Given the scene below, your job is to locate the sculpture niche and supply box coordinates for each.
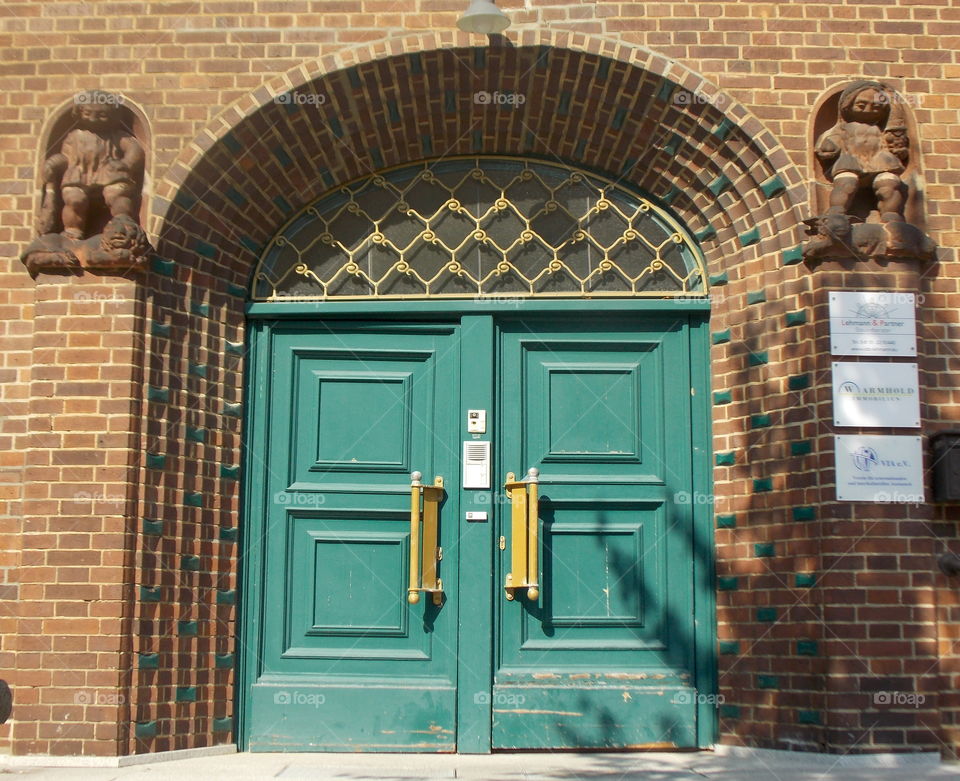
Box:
[804,80,936,262]
[21,90,151,274]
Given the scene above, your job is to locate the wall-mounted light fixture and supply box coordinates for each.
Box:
[457,0,511,34]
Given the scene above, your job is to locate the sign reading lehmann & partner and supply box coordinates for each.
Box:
[832,362,920,428]
[829,291,917,357]
[835,435,924,503]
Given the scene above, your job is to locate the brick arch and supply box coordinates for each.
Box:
[129,34,813,753]
[151,30,807,291]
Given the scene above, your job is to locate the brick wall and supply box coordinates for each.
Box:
[1,0,959,758]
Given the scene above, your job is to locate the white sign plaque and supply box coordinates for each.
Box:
[829,291,917,356]
[835,435,924,503]
[832,362,920,428]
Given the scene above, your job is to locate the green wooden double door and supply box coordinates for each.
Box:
[242,312,713,752]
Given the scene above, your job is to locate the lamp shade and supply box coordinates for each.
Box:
[457,0,511,34]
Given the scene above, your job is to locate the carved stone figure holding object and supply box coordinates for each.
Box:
[22,90,151,275]
[804,80,936,262]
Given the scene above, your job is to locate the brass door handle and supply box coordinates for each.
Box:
[504,467,540,602]
[408,471,444,606]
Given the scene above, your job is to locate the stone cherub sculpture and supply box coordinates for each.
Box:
[21,90,152,274]
[803,80,935,261]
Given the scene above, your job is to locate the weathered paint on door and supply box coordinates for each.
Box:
[493,317,699,749]
[245,322,461,751]
[242,311,711,752]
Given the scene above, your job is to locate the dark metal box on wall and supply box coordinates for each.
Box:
[931,432,960,502]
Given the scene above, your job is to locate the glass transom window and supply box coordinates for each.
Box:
[252,157,706,300]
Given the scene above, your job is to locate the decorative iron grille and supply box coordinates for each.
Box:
[252,157,706,301]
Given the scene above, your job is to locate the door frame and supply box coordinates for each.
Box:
[238,299,715,752]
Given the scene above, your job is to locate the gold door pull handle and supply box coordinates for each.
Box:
[408,471,444,606]
[504,467,540,602]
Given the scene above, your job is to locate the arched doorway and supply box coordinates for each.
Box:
[239,157,714,752]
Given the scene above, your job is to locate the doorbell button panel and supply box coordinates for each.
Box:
[462,440,491,488]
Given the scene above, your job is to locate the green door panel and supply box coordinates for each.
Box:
[242,311,712,753]
[245,323,460,751]
[493,317,699,749]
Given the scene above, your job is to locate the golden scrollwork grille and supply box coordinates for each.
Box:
[252,157,706,301]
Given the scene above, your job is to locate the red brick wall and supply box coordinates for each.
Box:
[1,0,959,758]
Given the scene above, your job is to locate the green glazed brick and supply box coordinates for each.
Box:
[223,402,242,417]
[139,653,159,670]
[711,117,736,141]
[215,653,235,669]
[750,414,771,428]
[718,576,739,591]
[151,257,175,277]
[186,427,206,443]
[176,686,197,703]
[660,185,680,204]
[797,640,818,656]
[785,309,807,327]
[142,518,163,536]
[719,704,741,719]
[757,607,777,622]
[147,386,169,403]
[181,556,201,572]
[135,721,157,739]
[753,478,773,493]
[746,289,766,305]
[716,514,737,529]
[140,586,161,602]
[185,493,203,508]
[213,717,233,733]
[793,506,816,522]
[146,452,166,470]
[795,572,817,588]
[758,675,780,689]
[220,464,240,480]
[748,351,768,366]
[719,640,740,655]
[696,225,717,243]
[240,235,261,254]
[273,195,292,214]
[173,190,197,210]
[226,283,246,298]
[788,374,810,391]
[791,441,813,457]
[660,133,681,155]
[221,133,242,154]
[713,390,732,405]
[178,620,198,636]
[225,341,244,356]
[715,452,736,466]
[782,245,804,266]
[798,710,821,725]
[657,81,675,103]
[219,526,239,543]
[193,240,216,259]
[217,589,237,605]
[754,542,775,557]
[151,321,171,338]
[712,329,731,345]
[760,176,786,198]
[708,174,732,197]
[709,271,728,286]
[188,363,207,378]
[739,228,760,248]
[226,188,246,207]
